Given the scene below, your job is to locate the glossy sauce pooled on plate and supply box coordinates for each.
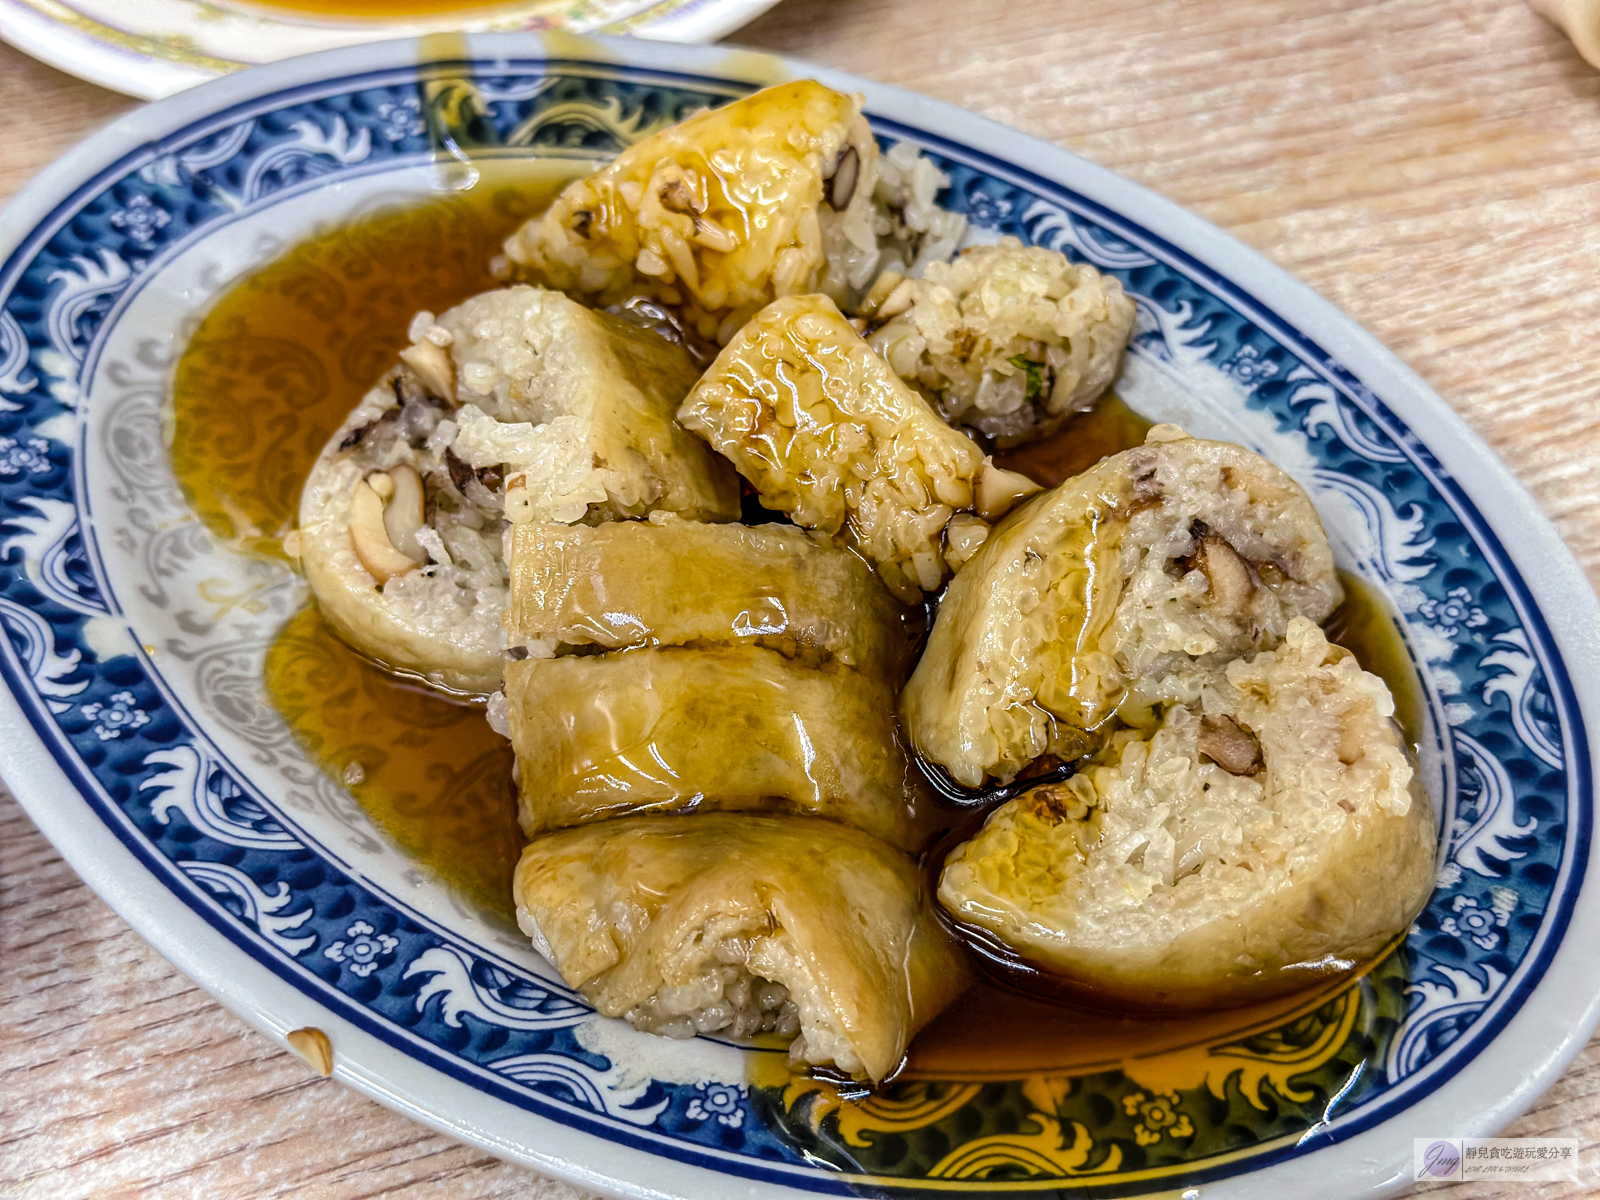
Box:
[170,78,1432,1099]
[174,192,1419,1023]
[169,160,581,555]
[171,165,575,922]
[265,605,521,920]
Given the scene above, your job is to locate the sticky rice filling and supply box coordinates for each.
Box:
[516,908,862,1075]
[868,236,1137,446]
[940,619,1416,949]
[1103,439,1344,690]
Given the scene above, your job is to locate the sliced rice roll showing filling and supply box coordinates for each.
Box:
[677,293,1041,600]
[937,619,1435,1007]
[503,645,935,851]
[297,286,737,695]
[901,425,1342,786]
[503,80,882,344]
[514,813,970,1081]
[866,237,1138,446]
[438,286,739,524]
[504,513,912,673]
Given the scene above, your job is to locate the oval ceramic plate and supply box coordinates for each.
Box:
[1,33,1597,1200]
[0,0,781,99]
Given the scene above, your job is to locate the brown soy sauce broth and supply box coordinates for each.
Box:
[265,606,522,920]
[993,392,1154,488]
[168,158,579,553]
[169,162,584,922]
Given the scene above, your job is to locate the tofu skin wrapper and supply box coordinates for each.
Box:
[504,645,937,851]
[678,293,1040,601]
[296,287,736,695]
[504,513,911,673]
[938,619,1435,1008]
[503,80,881,341]
[902,426,1342,786]
[514,814,971,1081]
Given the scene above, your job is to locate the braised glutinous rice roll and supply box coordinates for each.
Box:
[938,619,1434,1007]
[901,425,1342,786]
[866,237,1138,446]
[678,293,1041,600]
[297,286,737,694]
[869,139,970,279]
[515,814,970,1081]
[503,645,934,850]
[503,80,881,343]
[504,511,910,673]
[437,287,738,525]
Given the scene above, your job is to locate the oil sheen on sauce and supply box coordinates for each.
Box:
[265,606,521,919]
[172,162,581,921]
[994,392,1154,487]
[169,158,579,555]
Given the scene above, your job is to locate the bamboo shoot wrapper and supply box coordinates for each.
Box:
[503,80,882,340]
[678,294,1039,600]
[504,513,910,674]
[296,286,736,695]
[938,620,1434,1007]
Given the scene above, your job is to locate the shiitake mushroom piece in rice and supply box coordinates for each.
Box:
[295,286,737,695]
[502,80,883,346]
[938,619,1434,1008]
[900,425,1342,787]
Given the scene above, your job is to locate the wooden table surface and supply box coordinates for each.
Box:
[3,0,1599,1195]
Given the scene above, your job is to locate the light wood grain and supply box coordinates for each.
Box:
[2,1,1599,1194]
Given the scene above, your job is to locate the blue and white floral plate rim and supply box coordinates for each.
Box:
[0,31,1597,1200]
